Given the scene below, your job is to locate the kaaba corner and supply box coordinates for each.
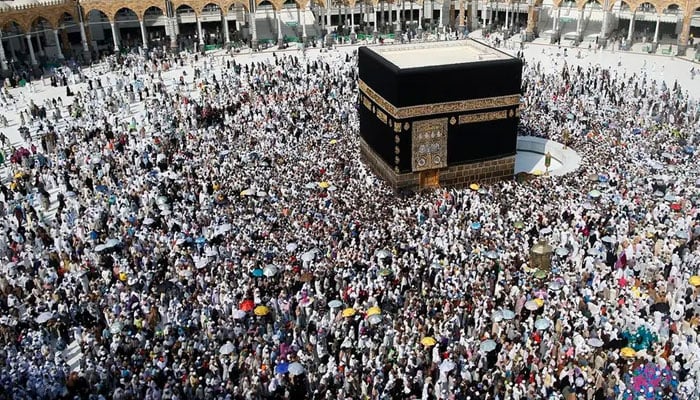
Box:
[358,40,523,190]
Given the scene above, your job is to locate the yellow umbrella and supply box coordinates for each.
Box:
[342,308,356,318]
[330,139,338,144]
[254,305,270,316]
[366,306,381,317]
[689,275,700,286]
[420,337,437,347]
[13,171,23,179]
[319,181,330,189]
[532,170,544,176]
[534,298,545,308]
[620,347,636,359]
[119,272,127,282]
[469,183,480,191]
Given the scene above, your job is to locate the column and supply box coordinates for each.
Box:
[325,1,332,46]
[170,17,178,49]
[626,11,635,43]
[388,2,393,30]
[110,22,120,52]
[223,13,231,44]
[302,4,308,42]
[459,0,465,32]
[471,0,478,30]
[53,29,64,59]
[374,6,379,34]
[36,34,45,57]
[79,22,90,53]
[197,17,204,45]
[677,14,691,56]
[600,7,609,40]
[0,32,7,71]
[350,4,355,33]
[250,9,258,48]
[26,34,37,65]
[277,10,284,47]
[395,2,401,33]
[505,5,510,30]
[551,8,557,31]
[524,0,539,41]
[140,20,148,48]
[380,1,385,31]
[652,13,660,43]
[575,7,584,39]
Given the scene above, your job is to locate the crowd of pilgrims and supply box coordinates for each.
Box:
[0,44,698,400]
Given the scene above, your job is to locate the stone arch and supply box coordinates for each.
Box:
[201,1,226,12]
[661,2,682,13]
[635,1,660,12]
[257,0,281,11]
[224,0,249,12]
[575,0,603,11]
[28,15,55,32]
[175,3,199,17]
[143,5,166,21]
[1,19,27,37]
[113,6,140,23]
[54,11,78,30]
[609,0,635,11]
[173,1,200,15]
[83,7,112,23]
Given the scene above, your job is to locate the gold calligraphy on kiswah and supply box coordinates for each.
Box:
[358,79,521,119]
[458,110,509,124]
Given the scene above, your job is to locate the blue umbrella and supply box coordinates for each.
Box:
[683,146,695,155]
[95,185,109,194]
[275,362,289,374]
[251,268,263,278]
[471,222,482,230]
[195,236,207,245]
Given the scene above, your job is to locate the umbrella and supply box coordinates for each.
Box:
[471,222,482,230]
[286,243,298,252]
[620,347,636,358]
[318,181,330,189]
[587,173,599,182]
[533,269,548,279]
[256,191,267,198]
[469,183,480,191]
[275,362,289,374]
[95,185,109,194]
[524,300,540,310]
[492,310,503,322]
[342,308,356,318]
[582,202,594,210]
[104,238,121,248]
[219,342,235,355]
[598,174,609,183]
[240,189,255,196]
[368,314,382,325]
[480,339,497,352]
[94,244,107,253]
[232,310,246,319]
[513,221,525,229]
[555,247,569,257]
[304,182,317,189]
[439,360,456,372]
[35,311,54,324]
[675,230,689,240]
[689,275,700,286]
[484,250,499,260]
[589,190,602,199]
[301,251,316,262]
[540,227,552,235]
[263,265,278,277]
[375,249,392,259]
[548,279,565,291]
[535,318,550,330]
[251,268,263,278]
[327,186,337,192]
[298,272,313,282]
[366,306,381,316]
[288,362,305,375]
[588,338,604,348]
[601,236,616,244]
[378,268,393,277]
[216,223,232,234]
[143,218,154,225]
[195,259,209,269]
[650,302,670,314]
[328,300,343,309]
[661,152,673,159]
[664,193,678,202]
[254,305,270,316]
[501,309,516,320]
[110,322,123,334]
[239,300,254,312]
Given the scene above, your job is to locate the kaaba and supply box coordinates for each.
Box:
[358,40,523,189]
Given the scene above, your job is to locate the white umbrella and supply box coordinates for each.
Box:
[288,362,305,375]
[304,183,317,190]
[143,218,154,225]
[480,339,497,352]
[588,338,604,348]
[35,311,54,324]
[286,243,298,252]
[555,247,569,257]
[160,210,172,216]
[548,279,565,291]
[219,342,235,355]
[105,238,121,248]
[263,265,278,277]
[256,191,267,198]
[535,318,550,330]
[195,259,209,269]
[368,314,382,325]
[501,310,516,320]
[94,244,107,253]
[232,310,246,319]
[240,189,255,196]
[328,300,343,309]
[110,322,123,334]
[375,249,392,259]
[484,250,499,260]
[492,310,503,322]
[301,251,316,262]
[439,360,456,372]
[524,300,539,311]
[216,223,232,234]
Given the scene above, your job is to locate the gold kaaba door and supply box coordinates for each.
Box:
[420,169,440,189]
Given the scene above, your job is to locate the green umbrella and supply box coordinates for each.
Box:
[533,269,548,279]
[514,221,525,229]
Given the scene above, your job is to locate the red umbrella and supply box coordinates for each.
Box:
[239,299,254,312]
[670,203,682,211]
